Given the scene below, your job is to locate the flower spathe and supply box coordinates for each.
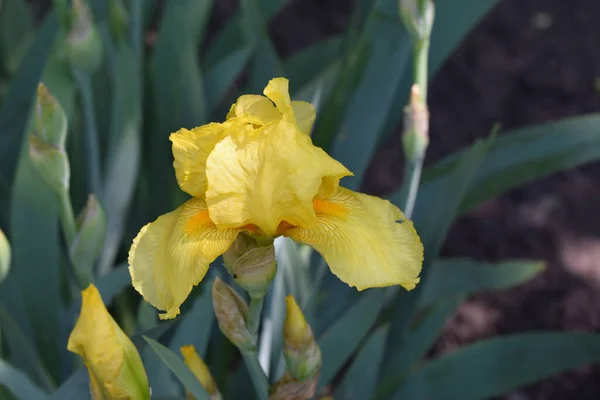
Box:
[67,284,150,400]
[128,78,424,319]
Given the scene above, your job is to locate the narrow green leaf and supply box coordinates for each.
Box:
[330,2,412,189]
[50,370,88,400]
[205,46,253,112]
[385,138,493,379]
[420,259,545,307]
[150,0,212,212]
[94,263,131,305]
[0,0,33,76]
[144,336,209,400]
[391,332,600,400]
[10,152,61,383]
[0,308,54,391]
[0,359,49,400]
[0,12,58,225]
[204,0,290,69]
[169,285,214,356]
[99,43,141,274]
[317,289,386,388]
[378,296,463,394]
[335,325,388,400]
[284,35,343,91]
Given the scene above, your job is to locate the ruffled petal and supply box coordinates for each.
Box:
[283,187,423,290]
[170,124,224,198]
[128,198,239,319]
[226,94,280,123]
[205,121,351,236]
[291,101,316,135]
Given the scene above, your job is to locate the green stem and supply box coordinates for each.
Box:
[57,189,77,246]
[403,156,423,219]
[241,351,269,400]
[72,67,102,198]
[413,39,429,103]
[248,297,264,339]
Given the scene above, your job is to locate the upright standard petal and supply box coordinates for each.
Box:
[128,198,239,319]
[205,120,351,236]
[170,117,260,198]
[226,94,280,123]
[284,187,423,290]
[67,285,150,400]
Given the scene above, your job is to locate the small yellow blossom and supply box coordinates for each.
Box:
[128,77,424,319]
[67,284,150,400]
[180,345,220,399]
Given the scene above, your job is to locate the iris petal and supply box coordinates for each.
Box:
[205,120,351,236]
[128,198,239,319]
[284,187,423,290]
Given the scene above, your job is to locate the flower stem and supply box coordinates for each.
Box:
[241,351,270,400]
[248,296,264,339]
[72,67,102,198]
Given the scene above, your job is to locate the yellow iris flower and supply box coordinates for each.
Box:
[128,77,423,319]
[67,284,150,400]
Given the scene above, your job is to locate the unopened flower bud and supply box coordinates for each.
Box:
[399,0,435,42]
[180,345,221,400]
[402,84,429,162]
[29,133,70,193]
[66,0,103,72]
[0,229,11,285]
[212,277,254,351]
[68,284,150,400]
[224,234,277,298]
[34,84,68,149]
[283,296,321,381]
[70,195,106,283]
[269,372,318,400]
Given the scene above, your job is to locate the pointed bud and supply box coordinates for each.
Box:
[223,234,277,299]
[0,229,11,285]
[29,133,70,193]
[180,345,221,400]
[68,284,150,400]
[402,84,429,162]
[66,0,103,72]
[269,372,318,400]
[399,0,435,42]
[108,0,129,43]
[212,278,254,351]
[34,84,68,149]
[69,195,106,283]
[283,296,321,381]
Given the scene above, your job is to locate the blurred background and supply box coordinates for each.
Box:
[2,0,600,399]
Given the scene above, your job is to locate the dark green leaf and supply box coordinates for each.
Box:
[391,332,600,400]
[205,46,253,111]
[0,308,54,391]
[0,359,48,400]
[99,43,141,274]
[169,284,214,356]
[144,336,209,400]
[335,325,388,400]
[50,370,88,400]
[0,0,33,76]
[10,152,61,383]
[94,263,131,305]
[284,35,343,91]
[420,259,545,307]
[0,12,58,225]
[317,289,385,388]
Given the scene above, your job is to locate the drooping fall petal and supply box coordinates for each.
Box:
[67,284,149,400]
[205,120,351,236]
[128,198,239,319]
[284,187,423,291]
